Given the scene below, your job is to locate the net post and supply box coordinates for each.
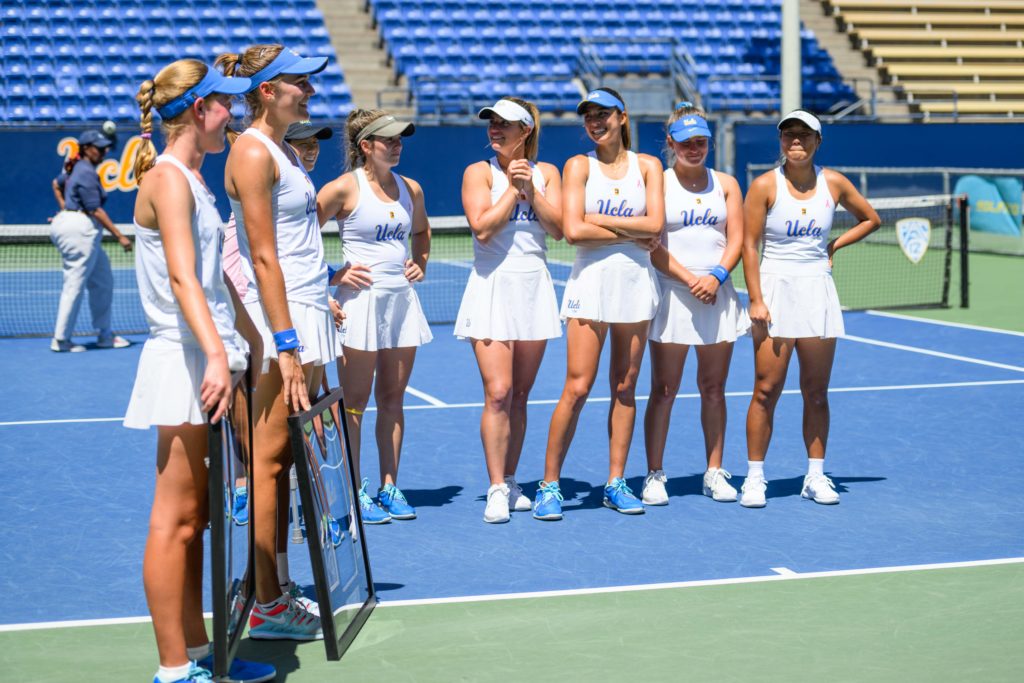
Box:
[959,195,970,309]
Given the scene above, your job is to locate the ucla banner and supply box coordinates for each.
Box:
[954,175,1023,236]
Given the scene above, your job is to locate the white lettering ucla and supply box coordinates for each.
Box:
[375,222,406,241]
[680,208,718,227]
[597,198,634,216]
[510,204,537,222]
[785,218,824,238]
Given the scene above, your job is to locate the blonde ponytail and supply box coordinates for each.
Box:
[132,59,209,183]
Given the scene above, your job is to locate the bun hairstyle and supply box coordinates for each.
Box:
[343,108,387,170]
[133,59,209,183]
[501,96,541,162]
[593,86,631,150]
[214,44,284,122]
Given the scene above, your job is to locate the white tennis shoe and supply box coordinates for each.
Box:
[801,473,840,505]
[484,483,511,524]
[641,469,669,505]
[739,474,767,508]
[504,476,532,512]
[702,468,738,502]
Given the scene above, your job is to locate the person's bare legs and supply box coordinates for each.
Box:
[374,347,417,486]
[746,328,796,463]
[606,321,650,482]
[338,347,378,485]
[507,340,547,478]
[472,339,515,486]
[794,337,837,461]
[694,342,735,470]
[643,341,689,473]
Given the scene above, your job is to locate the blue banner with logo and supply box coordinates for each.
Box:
[953,175,1022,236]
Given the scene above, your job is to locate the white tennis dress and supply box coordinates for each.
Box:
[759,164,844,338]
[124,155,248,429]
[334,168,432,352]
[455,158,561,341]
[560,151,660,323]
[650,167,750,345]
[229,128,336,372]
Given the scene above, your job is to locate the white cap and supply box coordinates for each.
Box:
[478,99,534,129]
[777,109,822,136]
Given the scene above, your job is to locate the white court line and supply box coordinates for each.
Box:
[404,385,448,407]
[2,558,1019,632]
[842,334,1024,373]
[865,310,1024,338]
[3,379,1022,426]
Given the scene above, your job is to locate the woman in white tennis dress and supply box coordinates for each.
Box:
[458,97,563,523]
[740,110,880,508]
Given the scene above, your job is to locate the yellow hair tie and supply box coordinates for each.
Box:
[345,407,363,416]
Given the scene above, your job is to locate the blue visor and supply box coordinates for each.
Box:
[669,115,712,142]
[156,68,252,119]
[576,90,625,114]
[245,49,328,91]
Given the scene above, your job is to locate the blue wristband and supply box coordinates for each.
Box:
[327,265,337,282]
[710,265,730,284]
[273,328,300,352]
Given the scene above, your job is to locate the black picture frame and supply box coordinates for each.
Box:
[288,385,376,661]
[207,371,255,679]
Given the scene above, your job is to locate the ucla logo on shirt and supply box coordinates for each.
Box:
[567,299,581,311]
[696,197,702,205]
[613,187,620,195]
[376,222,406,241]
[510,204,537,222]
[596,198,634,216]
[680,207,717,227]
[304,191,316,216]
[801,207,807,215]
[389,210,395,219]
[785,218,824,238]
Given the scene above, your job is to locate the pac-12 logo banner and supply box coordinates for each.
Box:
[896,217,930,264]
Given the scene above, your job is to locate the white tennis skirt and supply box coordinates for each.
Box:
[650,276,751,345]
[455,255,562,341]
[245,299,338,374]
[560,255,660,324]
[123,336,248,429]
[335,282,432,352]
[760,259,845,339]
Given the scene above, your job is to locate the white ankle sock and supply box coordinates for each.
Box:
[747,460,765,479]
[186,643,211,661]
[807,459,825,477]
[156,663,192,683]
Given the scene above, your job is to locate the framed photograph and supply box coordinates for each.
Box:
[288,385,376,661]
[207,371,255,679]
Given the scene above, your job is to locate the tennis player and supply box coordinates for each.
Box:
[740,110,880,507]
[123,59,274,683]
[643,103,750,506]
[458,97,563,523]
[317,109,431,524]
[534,88,664,521]
[217,44,335,638]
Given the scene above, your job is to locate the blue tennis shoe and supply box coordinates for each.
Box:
[533,480,563,521]
[196,655,276,683]
[231,486,248,526]
[358,479,391,524]
[603,477,644,514]
[379,483,416,520]
[154,664,213,683]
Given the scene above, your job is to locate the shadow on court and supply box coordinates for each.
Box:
[729,473,888,500]
[236,639,301,681]
[401,485,462,508]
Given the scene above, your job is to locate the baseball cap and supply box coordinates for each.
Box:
[777,109,823,136]
[156,67,252,119]
[576,89,625,115]
[477,100,534,128]
[285,120,333,141]
[668,115,712,142]
[78,129,113,148]
[354,114,415,145]
[246,48,328,91]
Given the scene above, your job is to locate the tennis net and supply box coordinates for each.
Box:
[0,194,966,338]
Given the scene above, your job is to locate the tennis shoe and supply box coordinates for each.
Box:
[231,486,248,526]
[483,483,511,523]
[248,598,323,641]
[154,663,214,683]
[533,480,563,521]
[358,479,391,524]
[50,338,85,353]
[739,474,767,508]
[196,655,276,683]
[702,468,738,502]
[801,473,840,505]
[641,469,669,505]
[97,334,131,349]
[603,477,645,514]
[284,580,319,616]
[378,483,416,520]
[504,476,532,512]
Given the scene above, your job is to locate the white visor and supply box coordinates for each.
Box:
[478,99,534,128]
[777,109,822,136]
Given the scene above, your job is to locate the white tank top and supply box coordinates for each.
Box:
[340,167,414,288]
[762,165,835,272]
[133,155,241,355]
[662,167,728,274]
[578,151,648,265]
[474,157,547,265]
[229,127,328,309]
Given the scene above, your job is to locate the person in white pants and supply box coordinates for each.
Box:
[49,129,133,352]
